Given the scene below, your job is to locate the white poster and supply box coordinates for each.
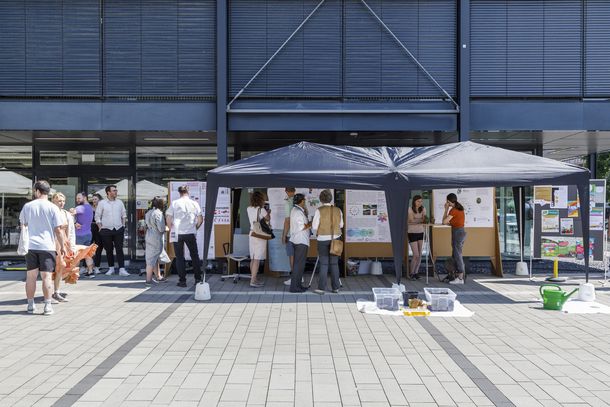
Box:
[345,190,390,242]
[432,188,494,227]
[550,186,568,209]
[267,188,290,231]
[169,182,230,260]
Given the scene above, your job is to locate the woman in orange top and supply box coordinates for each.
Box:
[442,193,466,284]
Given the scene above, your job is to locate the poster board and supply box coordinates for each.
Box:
[343,190,393,276]
[431,188,502,277]
[167,181,230,260]
[266,188,333,273]
[532,181,605,261]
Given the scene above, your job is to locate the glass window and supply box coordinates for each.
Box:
[136,146,232,172]
[0,169,33,256]
[39,150,129,166]
[0,146,32,168]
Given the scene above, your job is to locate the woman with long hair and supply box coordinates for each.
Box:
[144,197,167,286]
[443,193,466,284]
[407,195,427,280]
[90,193,104,274]
[247,191,269,287]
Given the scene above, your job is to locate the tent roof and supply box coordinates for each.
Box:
[208,141,589,189]
[0,169,32,196]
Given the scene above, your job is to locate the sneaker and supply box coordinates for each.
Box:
[105,267,115,276]
[144,281,152,287]
[177,281,187,288]
[118,268,130,277]
[283,279,291,286]
[49,297,60,305]
[93,267,101,275]
[156,277,167,283]
[27,303,36,314]
[52,292,69,302]
[449,278,464,285]
[83,270,95,279]
[332,289,340,294]
[314,289,325,295]
[43,303,54,316]
[250,282,264,288]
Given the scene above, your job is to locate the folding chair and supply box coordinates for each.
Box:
[222,234,251,283]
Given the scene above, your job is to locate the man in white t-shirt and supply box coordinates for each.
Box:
[166,185,203,287]
[19,180,66,315]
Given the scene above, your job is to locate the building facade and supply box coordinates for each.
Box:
[1,0,609,258]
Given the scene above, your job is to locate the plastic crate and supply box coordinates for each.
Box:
[372,287,401,311]
[424,287,457,312]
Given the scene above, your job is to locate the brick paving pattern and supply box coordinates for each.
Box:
[0,269,608,406]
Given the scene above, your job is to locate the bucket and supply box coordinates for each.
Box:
[194,281,211,301]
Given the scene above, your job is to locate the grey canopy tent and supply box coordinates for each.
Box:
[203,141,591,283]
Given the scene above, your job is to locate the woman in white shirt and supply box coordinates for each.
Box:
[312,189,343,294]
[407,195,427,280]
[247,191,269,288]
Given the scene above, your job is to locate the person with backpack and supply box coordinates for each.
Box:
[443,193,466,285]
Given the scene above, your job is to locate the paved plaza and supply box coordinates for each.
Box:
[0,269,609,407]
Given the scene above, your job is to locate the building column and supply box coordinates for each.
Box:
[589,153,597,179]
[458,0,470,142]
[216,0,228,165]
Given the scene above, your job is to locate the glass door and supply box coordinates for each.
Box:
[85,175,134,261]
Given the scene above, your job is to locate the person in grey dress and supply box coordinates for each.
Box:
[145,197,166,286]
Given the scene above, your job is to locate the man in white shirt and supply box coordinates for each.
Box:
[95,184,129,276]
[289,193,311,293]
[20,180,66,315]
[166,185,203,288]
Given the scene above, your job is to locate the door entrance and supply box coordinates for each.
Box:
[35,147,136,261]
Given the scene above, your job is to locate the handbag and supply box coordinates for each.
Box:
[329,206,343,256]
[17,226,29,256]
[251,208,274,240]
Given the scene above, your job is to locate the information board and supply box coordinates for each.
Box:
[432,188,494,227]
[345,190,390,243]
[532,181,606,261]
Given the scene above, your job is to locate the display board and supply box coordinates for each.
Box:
[266,188,333,273]
[432,188,494,227]
[168,182,230,260]
[533,181,606,261]
[431,188,502,277]
[345,190,390,242]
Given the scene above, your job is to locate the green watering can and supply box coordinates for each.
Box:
[540,284,578,310]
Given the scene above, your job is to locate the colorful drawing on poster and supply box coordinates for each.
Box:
[576,238,596,260]
[567,200,579,218]
[540,237,577,258]
[560,218,574,235]
[551,186,568,208]
[541,209,559,233]
[590,207,604,231]
[534,186,552,205]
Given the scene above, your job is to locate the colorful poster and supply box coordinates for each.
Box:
[550,186,568,208]
[432,188,494,227]
[541,210,559,233]
[560,218,574,235]
[534,186,552,205]
[567,199,579,217]
[590,207,604,231]
[540,236,578,258]
[346,190,390,242]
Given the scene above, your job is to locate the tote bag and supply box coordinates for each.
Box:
[251,208,274,240]
[17,226,29,256]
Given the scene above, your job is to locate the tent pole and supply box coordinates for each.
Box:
[1,193,4,248]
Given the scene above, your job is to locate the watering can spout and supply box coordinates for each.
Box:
[564,288,578,301]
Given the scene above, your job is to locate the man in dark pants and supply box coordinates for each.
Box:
[95,185,129,276]
[166,185,203,287]
[289,194,311,293]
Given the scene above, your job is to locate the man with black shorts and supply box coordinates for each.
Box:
[19,180,66,315]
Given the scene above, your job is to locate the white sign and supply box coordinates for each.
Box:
[432,188,494,227]
[345,190,390,242]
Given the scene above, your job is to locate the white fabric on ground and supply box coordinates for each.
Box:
[356,300,474,317]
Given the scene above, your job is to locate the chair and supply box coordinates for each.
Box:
[222,234,251,283]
